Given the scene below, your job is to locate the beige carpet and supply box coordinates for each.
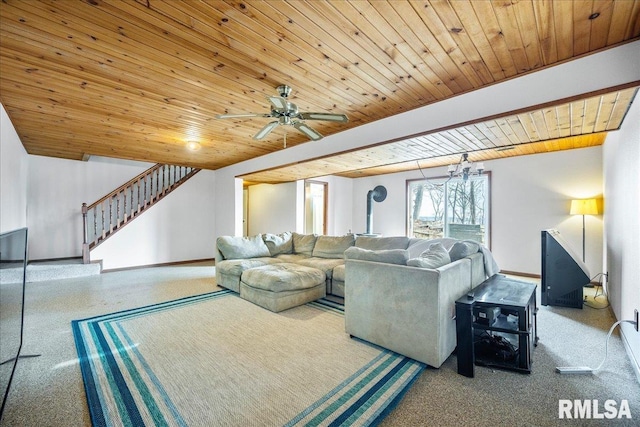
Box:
[72,290,424,426]
[1,265,638,426]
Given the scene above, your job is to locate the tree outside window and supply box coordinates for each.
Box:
[408,174,490,246]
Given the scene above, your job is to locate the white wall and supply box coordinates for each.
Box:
[3,102,217,268]
[351,147,604,276]
[351,174,411,237]
[245,176,354,236]
[240,146,604,277]
[603,94,640,377]
[0,103,28,233]
[246,182,298,235]
[315,175,354,236]
[490,148,603,275]
[90,169,216,270]
[26,155,153,260]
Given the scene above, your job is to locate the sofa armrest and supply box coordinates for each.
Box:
[344,258,472,367]
[467,251,486,287]
[215,245,225,264]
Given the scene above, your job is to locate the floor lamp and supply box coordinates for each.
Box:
[570,198,598,263]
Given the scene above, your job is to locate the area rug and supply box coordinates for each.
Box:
[72,290,425,426]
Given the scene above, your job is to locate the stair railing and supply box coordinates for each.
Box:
[82,164,199,263]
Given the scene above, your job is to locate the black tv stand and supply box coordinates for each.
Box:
[455,275,538,378]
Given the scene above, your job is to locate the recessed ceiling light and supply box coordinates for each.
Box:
[186,140,201,151]
[589,12,600,20]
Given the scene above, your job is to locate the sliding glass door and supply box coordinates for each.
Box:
[407,174,490,247]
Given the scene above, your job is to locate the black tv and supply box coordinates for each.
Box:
[0,227,28,421]
[541,229,590,309]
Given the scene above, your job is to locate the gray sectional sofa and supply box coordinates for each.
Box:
[215,232,356,296]
[215,232,499,368]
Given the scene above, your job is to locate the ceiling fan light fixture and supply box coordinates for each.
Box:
[294,121,323,141]
[186,140,201,151]
[216,85,348,142]
[215,113,266,119]
[253,120,279,140]
[303,112,348,122]
[277,84,292,98]
[267,95,287,110]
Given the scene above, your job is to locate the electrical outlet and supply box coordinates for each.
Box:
[635,309,639,332]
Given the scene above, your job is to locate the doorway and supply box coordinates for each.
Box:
[304,180,327,235]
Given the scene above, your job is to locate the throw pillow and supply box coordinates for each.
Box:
[355,235,409,250]
[344,247,409,265]
[406,242,451,269]
[262,232,293,256]
[217,235,271,260]
[448,240,480,261]
[407,237,458,258]
[292,232,318,256]
[312,234,355,258]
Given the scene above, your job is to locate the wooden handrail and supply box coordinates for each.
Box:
[82,164,200,263]
[85,163,167,211]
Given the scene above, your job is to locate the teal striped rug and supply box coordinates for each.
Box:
[72,290,424,426]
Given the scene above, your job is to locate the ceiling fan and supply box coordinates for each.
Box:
[215,85,348,142]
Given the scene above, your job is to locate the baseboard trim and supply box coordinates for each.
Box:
[28,256,83,264]
[102,258,216,273]
[620,322,640,385]
[499,270,601,286]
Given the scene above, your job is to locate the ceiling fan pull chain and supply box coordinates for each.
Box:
[284,131,287,148]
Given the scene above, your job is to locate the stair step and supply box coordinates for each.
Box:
[0,260,101,284]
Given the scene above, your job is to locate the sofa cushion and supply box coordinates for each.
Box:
[241,263,325,292]
[217,257,283,277]
[263,232,293,256]
[449,240,480,261]
[355,236,409,250]
[274,253,311,263]
[407,237,458,259]
[292,233,318,256]
[217,235,271,260]
[312,235,355,258]
[295,257,345,279]
[332,264,345,282]
[344,247,409,265]
[407,242,451,269]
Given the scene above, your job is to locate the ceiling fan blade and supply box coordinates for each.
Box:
[293,121,323,141]
[215,113,271,119]
[253,121,279,140]
[299,112,348,123]
[267,95,288,110]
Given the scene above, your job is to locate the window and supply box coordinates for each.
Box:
[407,174,490,247]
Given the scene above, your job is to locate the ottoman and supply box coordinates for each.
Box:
[240,263,326,312]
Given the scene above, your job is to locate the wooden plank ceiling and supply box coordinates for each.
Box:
[1,0,639,178]
[241,87,638,182]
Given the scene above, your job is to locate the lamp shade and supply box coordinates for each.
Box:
[570,198,598,215]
